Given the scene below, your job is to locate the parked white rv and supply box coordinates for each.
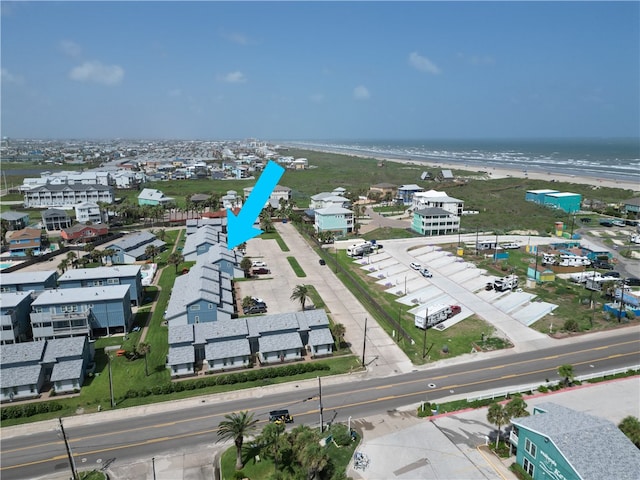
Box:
[494,275,519,292]
[558,255,591,267]
[414,304,460,329]
[570,271,602,283]
[346,241,373,257]
[542,253,557,265]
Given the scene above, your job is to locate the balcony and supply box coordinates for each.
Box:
[509,429,519,445]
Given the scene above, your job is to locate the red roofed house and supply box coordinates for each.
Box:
[61,224,109,244]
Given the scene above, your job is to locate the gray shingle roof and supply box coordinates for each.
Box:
[0,211,30,221]
[297,310,330,329]
[50,359,84,382]
[247,313,301,337]
[308,328,334,347]
[315,205,353,215]
[512,403,640,480]
[204,338,251,360]
[42,337,87,363]
[126,239,166,259]
[168,324,194,345]
[111,231,158,251]
[258,332,303,353]
[167,345,195,365]
[194,318,248,343]
[0,341,46,366]
[0,365,42,388]
[414,207,454,217]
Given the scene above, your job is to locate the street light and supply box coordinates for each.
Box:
[317,376,324,433]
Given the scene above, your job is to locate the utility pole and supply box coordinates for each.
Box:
[108,353,115,408]
[318,376,324,433]
[361,318,367,366]
[152,456,156,480]
[59,417,78,480]
[422,315,428,358]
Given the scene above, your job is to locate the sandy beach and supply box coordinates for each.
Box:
[298,147,639,192]
[384,156,640,192]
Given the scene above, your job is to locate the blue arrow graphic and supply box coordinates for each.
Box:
[227,160,285,250]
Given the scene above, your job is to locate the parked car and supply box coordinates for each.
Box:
[612,220,626,227]
[500,243,521,250]
[252,267,270,275]
[319,258,326,265]
[602,271,620,278]
[625,277,640,286]
[625,219,639,226]
[593,260,614,270]
[580,217,592,223]
[410,262,421,270]
[599,220,614,227]
[252,261,267,267]
[243,305,267,315]
[251,296,264,304]
[420,268,433,278]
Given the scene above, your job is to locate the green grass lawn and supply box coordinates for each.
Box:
[286,256,306,277]
[260,230,290,251]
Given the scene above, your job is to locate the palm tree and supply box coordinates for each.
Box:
[257,422,286,471]
[155,228,166,241]
[330,323,346,349]
[240,257,252,277]
[66,250,77,268]
[103,248,116,265]
[216,411,259,470]
[487,402,509,449]
[58,258,70,274]
[137,342,151,376]
[299,442,330,480]
[290,284,310,311]
[145,245,159,263]
[558,364,575,386]
[504,396,529,419]
[167,252,184,274]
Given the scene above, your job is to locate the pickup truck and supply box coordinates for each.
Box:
[269,409,293,424]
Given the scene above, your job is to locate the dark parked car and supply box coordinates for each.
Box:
[252,267,271,275]
[599,220,613,227]
[243,305,267,315]
[624,277,640,286]
[593,260,614,270]
[625,219,639,226]
[319,258,326,265]
[603,271,620,278]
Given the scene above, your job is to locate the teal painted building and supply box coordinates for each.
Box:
[510,403,640,480]
[314,205,354,237]
[543,192,581,213]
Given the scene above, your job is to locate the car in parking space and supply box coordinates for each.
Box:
[500,243,520,249]
[243,304,267,315]
[625,277,640,286]
[319,258,326,265]
[602,271,620,279]
[420,268,433,278]
[251,296,264,304]
[599,220,614,227]
[593,260,614,270]
[612,220,626,227]
[410,262,421,270]
[251,267,270,275]
[252,261,267,267]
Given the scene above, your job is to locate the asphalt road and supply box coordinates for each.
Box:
[2,329,638,480]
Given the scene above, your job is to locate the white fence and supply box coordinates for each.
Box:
[467,365,640,403]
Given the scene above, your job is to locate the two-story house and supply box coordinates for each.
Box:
[0,211,30,231]
[30,285,132,339]
[196,319,251,372]
[41,209,73,231]
[108,231,166,264]
[396,184,424,205]
[314,205,354,237]
[8,228,42,255]
[182,225,227,261]
[60,223,110,244]
[137,188,175,206]
[410,190,464,216]
[0,341,47,402]
[164,264,234,326]
[41,336,93,394]
[57,265,143,306]
[0,270,58,293]
[74,202,105,224]
[510,402,640,480]
[196,244,245,279]
[0,290,35,344]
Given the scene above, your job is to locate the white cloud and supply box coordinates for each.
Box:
[310,93,325,103]
[69,61,124,86]
[1,68,24,85]
[353,85,370,100]
[218,71,247,83]
[59,40,82,58]
[408,52,441,74]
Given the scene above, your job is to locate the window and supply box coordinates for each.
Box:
[194,316,200,323]
[523,458,534,476]
[525,438,537,458]
[208,304,214,309]
[190,304,200,311]
[107,278,118,285]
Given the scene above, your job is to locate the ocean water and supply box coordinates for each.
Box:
[283,138,640,182]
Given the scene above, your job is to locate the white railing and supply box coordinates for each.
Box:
[466,365,640,403]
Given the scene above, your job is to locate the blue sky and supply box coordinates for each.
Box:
[1,1,638,141]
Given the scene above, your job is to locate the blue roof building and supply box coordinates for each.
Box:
[0,290,34,344]
[58,265,143,306]
[0,270,58,293]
